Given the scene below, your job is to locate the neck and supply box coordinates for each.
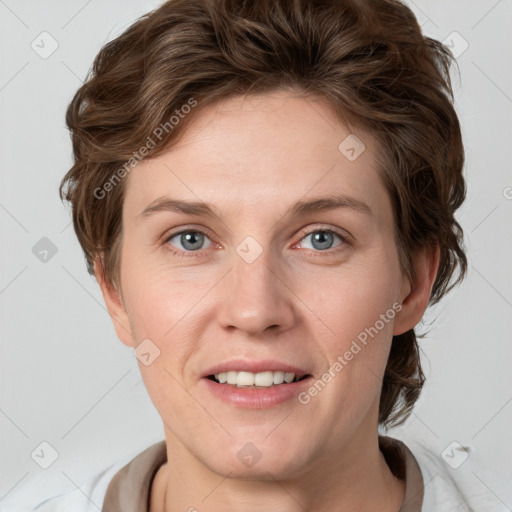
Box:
[150,425,405,512]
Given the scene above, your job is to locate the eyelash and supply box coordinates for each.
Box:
[162,226,350,258]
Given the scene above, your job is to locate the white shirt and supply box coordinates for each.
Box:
[7,436,511,511]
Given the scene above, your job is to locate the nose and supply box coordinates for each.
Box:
[216,246,296,337]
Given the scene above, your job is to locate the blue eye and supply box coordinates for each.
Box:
[164,227,348,257]
[300,230,344,251]
[166,230,212,252]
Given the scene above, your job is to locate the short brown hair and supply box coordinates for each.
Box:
[60,0,467,427]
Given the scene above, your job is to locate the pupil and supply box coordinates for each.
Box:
[312,231,333,250]
[182,232,203,250]
[179,231,333,252]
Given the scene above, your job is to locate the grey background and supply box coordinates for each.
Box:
[1,0,511,509]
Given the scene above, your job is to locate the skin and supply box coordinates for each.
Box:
[96,89,439,511]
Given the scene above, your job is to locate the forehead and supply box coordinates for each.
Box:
[122,90,389,224]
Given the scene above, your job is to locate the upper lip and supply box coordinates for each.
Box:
[201,359,311,379]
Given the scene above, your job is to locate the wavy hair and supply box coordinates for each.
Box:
[60,0,467,427]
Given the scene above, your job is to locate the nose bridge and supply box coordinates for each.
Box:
[217,241,294,335]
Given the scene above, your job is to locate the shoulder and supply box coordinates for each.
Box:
[29,440,167,512]
[28,456,131,512]
[399,435,512,511]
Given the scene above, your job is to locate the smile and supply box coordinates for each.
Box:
[209,370,309,387]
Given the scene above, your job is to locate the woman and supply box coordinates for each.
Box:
[33,0,505,510]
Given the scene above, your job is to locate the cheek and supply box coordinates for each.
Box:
[304,260,400,342]
[303,272,400,421]
[120,250,200,341]
[301,257,402,406]
[121,271,203,418]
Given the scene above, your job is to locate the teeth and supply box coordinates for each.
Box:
[213,370,301,387]
[226,371,237,385]
[284,372,295,383]
[237,371,255,386]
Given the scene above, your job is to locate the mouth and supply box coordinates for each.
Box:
[206,370,311,388]
[201,362,314,408]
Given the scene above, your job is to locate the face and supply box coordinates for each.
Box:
[102,89,417,480]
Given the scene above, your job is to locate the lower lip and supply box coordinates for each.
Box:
[201,376,313,409]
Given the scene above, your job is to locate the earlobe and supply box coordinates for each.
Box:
[393,245,440,336]
[93,258,134,347]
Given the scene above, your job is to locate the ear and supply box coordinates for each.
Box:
[94,258,134,347]
[393,244,440,336]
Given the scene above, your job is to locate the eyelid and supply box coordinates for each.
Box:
[163,224,217,243]
[162,225,220,256]
[163,224,351,256]
[295,225,351,244]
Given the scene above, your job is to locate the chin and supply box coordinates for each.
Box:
[207,438,312,480]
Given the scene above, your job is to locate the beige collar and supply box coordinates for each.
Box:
[103,436,424,511]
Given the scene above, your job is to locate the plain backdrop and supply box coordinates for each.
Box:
[1,0,511,509]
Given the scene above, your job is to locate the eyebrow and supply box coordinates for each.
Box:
[138,194,373,220]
